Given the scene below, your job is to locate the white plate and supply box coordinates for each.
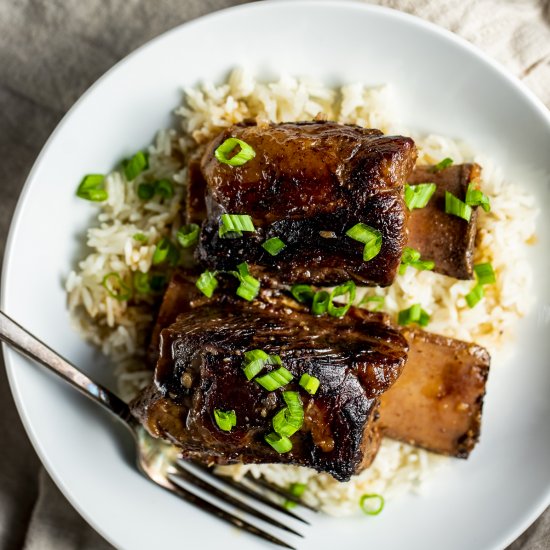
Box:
[2,1,550,549]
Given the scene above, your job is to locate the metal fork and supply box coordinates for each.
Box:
[0,311,316,549]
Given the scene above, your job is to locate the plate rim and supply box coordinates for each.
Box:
[2,1,549,548]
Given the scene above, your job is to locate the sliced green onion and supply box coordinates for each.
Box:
[346,223,382,262]
[290,284,314,304]
[102,272,132,301]
[359,494,385,516]
[359,295,385,312]
[311,290,330,315]
[124,151,149,181]
[155,179,174,199]
[152,238,171,265]
[404,183,436,210]
[256,366,294,391]
[432,157,453,172]
[76,174,107,202]
[177,224,200,248]
[327,280,356,318]
[399,247,435,275]
[262,237,286,256]
[474,262,496,286]
[214,137,256,167]
[133,271,151,295]
[398,304,430,327]
[133,233,147,242]
[283,500,297,510]
[232,262,260,301]
[264,432,292,454]
[289,483,307,497]
[242,350,281,381]
[196,270,218,298]
[272,391,304,437]
[272,403,301,438]
[213,409,237,432]
[243,349,269,380]
[137,182,155,200]
[465,284,484,308]
[151,238,179,267]
[465,183,491,212]
[218,214,255,239]
[299,373,320,395]
[445,191,472,222]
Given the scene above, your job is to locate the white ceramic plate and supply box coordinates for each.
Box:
[2,1,550,549]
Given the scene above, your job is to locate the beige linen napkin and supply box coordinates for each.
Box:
[0,1,548,550]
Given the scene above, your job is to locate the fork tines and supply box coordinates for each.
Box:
[190,460,311,524]
[243,473,319,513]
[170,458,309,549]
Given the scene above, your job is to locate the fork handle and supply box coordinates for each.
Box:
[0,310,132,423]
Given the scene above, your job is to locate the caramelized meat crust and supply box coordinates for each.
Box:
[195,122,417,286]
[407,163,481,279]
[132,273,409,481]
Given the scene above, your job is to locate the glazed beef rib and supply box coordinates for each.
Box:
[195,121,417,287]
[132,273,409,482]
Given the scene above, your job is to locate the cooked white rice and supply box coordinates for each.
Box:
[65,68,537,516]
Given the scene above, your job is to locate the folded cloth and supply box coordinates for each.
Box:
[0,1,547,549]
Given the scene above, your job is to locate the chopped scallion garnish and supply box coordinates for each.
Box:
[214,137,256,167]
[177,223,200,248]
[346,223,382,261]
[359,493,385,516]
[465,183,491,212]
[398,304,430,327]
[465,262,496,308]
[102,272,132,301]
[196,270,218,298]
[133,233,147,242]
[155,179,174,199]
[213,409,237,432]
[133,271,151,295]
[290,284,314,304]
[359,295,385,312]
[272,391,304,437]
[123,151,149,181]
[474,262,496,286]
[465,284,484,308]
[232,262,260,301]
[256,366,294,391]
[327,280,356,318]
[264,432,292,454]
[432,157,453,172]
[399,247,435,275]
[404,183,436,210]
[311,290,330,316]
[242,350,282,381]
[445,191,472,222]
[284,500,297,510]
[76,174,107,202]
[137,182,155,200]
[152,238,170,265]
[289,483,307,497]
[219,214,255,239]
[299,373,320,395]
[262,237,286,256]
[152,237,179,266]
